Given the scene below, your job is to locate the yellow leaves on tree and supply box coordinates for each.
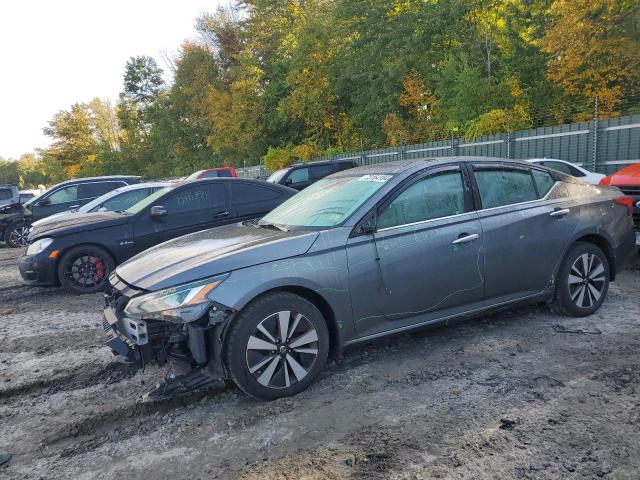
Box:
[383,71,442,146]
[541,0,640,117]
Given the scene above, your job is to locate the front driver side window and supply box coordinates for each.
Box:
[378,172,465,229]
[47,186,78,205]
[288,168,309,184]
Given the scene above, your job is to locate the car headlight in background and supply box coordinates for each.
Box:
[26,237,53,256]
[124,274,230,322]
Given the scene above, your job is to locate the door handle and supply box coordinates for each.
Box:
[452,233,479,245]
[549,208,570,218]
[212,210,230,218]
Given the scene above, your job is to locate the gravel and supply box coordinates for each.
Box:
[1,246,639,479]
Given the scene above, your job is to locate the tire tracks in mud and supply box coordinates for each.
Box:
[0,361,133,401]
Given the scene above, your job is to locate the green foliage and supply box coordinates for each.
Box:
[13,0,638,183]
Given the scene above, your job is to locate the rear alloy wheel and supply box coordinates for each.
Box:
[555,242,609,317]
[225,292,329,400]
[57,245,115,294]
[5,221,30,248]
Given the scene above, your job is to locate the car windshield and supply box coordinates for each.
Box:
[125,186,174,214]
[266,169,288,183]
[261,174,391,228]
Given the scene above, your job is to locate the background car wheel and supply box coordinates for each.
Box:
[4,221,30,248]
[554,241,610,317]
[224,291,329,400]
[57,245,115,294]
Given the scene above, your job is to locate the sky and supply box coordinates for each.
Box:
[0,0,223,159]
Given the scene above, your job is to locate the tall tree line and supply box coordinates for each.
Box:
[3,0,639,186]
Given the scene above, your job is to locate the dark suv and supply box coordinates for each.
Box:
[24,176,140,222]
[266,159,357,190]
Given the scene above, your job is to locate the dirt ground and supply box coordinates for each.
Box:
[1,246,639,480]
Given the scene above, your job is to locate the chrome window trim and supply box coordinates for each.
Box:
[375,180,565,233]
[376,210,478,233]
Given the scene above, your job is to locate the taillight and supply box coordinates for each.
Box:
[614,196,633,216]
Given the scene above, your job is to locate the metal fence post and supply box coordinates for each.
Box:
[592,96,599,172]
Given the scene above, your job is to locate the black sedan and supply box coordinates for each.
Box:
[19,178,296,293]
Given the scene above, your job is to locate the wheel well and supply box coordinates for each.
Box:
[573,234,616,280]
[234,286,340,356]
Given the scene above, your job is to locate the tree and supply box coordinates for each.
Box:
[122,56,164,105]
[541,0,640,118]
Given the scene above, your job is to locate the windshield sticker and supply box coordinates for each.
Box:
[358,174,392,183]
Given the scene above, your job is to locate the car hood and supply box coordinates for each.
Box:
[29,211,130,239]
[31,210,76,227]
[115,223,319,291]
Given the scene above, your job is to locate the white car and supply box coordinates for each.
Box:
[527,158,605,185]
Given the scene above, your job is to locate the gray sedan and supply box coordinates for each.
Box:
[103,157,636,400]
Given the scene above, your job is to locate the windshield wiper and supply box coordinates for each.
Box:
[257,222,289,232]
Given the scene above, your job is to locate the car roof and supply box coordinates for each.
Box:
[54,175,141,187]
[112,181,174,192]
[329,156,531,178]
[180,177,293,190]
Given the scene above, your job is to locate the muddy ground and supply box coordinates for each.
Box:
[1,246,639,480]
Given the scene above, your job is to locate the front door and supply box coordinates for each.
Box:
[347,166,485,338]
[132,182,231,255]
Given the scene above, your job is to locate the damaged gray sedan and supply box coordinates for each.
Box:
[103,157,636,400]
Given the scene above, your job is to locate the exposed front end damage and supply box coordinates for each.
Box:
[103,273,235,400]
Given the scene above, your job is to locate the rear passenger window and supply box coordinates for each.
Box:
[532,170,556,197]
[474,169,537,209]
[311,164,334,178]
[79,182,124,199]
[335,162,356,172]
[231,183,281,204]
[378,172,465,229]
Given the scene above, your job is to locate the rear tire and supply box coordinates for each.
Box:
[224,292,329,400]
[554,242,610,317]
[4,220,29,248]
[57,245,115,294]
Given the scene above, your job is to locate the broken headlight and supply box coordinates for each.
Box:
[124,274,229,323]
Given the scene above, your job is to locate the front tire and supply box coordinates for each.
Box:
[224,292,329,400]
[4,220,30,248]
[57,245,115,294]
[554,242,610,317]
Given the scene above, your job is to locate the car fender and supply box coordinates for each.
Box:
[212,249,355,347]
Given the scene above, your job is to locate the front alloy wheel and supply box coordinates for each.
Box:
[57,245,115,294]
[246,311,319,389]
[225,292,329,400]
[5,222,29,248]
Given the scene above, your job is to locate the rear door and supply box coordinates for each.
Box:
[132,182,230,253]
[230,182,290,221]
[471,164,578,304]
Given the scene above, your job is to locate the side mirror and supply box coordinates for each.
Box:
[284,178,293,185]
[150,205,167,218]
[36,198,51,207]
[97,206,108,212]
[352,213,377,236]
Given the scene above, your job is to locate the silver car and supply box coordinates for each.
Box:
[103,157,636,400]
